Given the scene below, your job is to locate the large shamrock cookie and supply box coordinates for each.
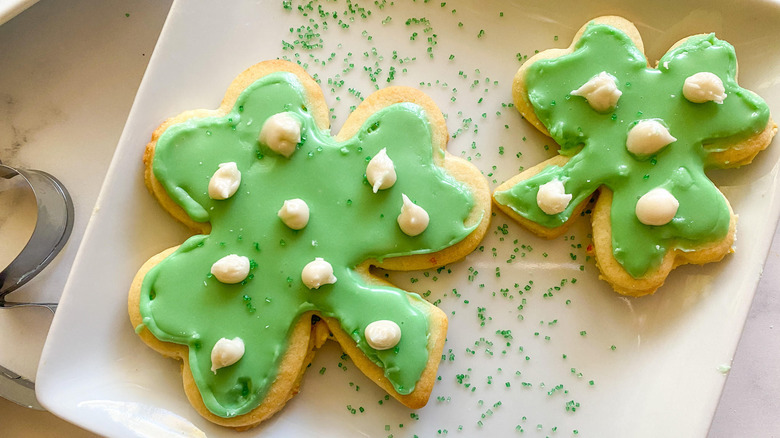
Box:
[129,60,490,429]
[494,16,776,296]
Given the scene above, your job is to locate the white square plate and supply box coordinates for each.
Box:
[36,0,780,436]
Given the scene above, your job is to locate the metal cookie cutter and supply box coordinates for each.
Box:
[0,159,74,408]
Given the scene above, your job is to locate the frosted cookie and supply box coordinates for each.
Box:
[494,16,776,296]
[129,60,491,428]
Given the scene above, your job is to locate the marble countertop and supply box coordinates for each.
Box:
[0,1,777,436]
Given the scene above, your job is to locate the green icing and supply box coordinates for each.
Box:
[495,23,770,278]
[139,72,477,417]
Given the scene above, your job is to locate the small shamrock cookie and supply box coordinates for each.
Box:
[128,60,490,429]
[494,16,776,296]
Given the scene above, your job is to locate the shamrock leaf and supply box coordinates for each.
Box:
[495,17,775,296]
[131,61,489,422]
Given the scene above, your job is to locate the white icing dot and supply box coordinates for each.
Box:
[683,72,727,104]
[210,254,251,284]
[278,198,310,230]
[366,148,397,193]
[210,337,245,373]
[259,112,301,158]
[364,320,402,350]
[626,120,677,156]
[571,71,622,112]
[208,162,241,200]
[301,257,337,289]
[635,187,679,226]
[397,194,429,236]
[536,179,572,215]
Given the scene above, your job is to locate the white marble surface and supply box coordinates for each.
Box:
[0,1,777,436]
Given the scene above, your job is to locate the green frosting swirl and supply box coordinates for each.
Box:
[139,72,477,417]
[495,23,770,278]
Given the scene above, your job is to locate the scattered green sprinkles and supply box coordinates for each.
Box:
[276,1,618,434]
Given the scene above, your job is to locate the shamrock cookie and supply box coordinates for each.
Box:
[128,60,490,428]
[494,16,776,296]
